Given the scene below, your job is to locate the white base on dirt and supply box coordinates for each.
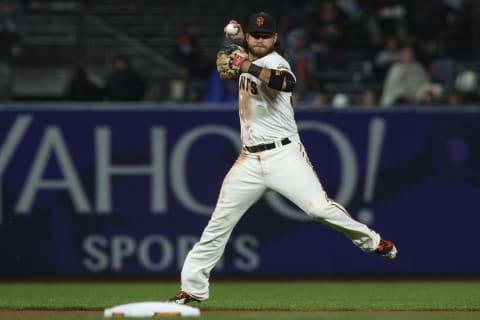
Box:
[104,301,200,317]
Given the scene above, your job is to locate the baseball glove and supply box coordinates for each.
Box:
[216,43,248,80]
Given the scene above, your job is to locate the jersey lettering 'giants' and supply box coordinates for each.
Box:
[239,77,258,95]
[237,51,298,146]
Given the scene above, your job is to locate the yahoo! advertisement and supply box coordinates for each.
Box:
[0,106,479,275]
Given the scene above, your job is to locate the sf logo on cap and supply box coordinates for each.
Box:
[256,16,264,27]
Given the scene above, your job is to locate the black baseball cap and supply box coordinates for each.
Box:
[246,11,276,34]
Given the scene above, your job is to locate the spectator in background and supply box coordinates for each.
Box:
[363,0,409,47]
[417,83,443,106]
[285,28,316,100]
[291,91,327,108]
[446,91,463,106]
[311,92,327,108]
[359,89,378,106]
[0,0,24,61]
[373,36,401,79]
[170,19,208,101]
[64,66,102,101]
[203,68,237,103]
[103,55,146,101]
[417,38,442,74]
[417,37,456,95]
[309,1,347,70]
[275,14,294,51]
[380,46,430,107]
[171,19,206,78]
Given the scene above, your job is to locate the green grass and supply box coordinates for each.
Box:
[0,281,479,319]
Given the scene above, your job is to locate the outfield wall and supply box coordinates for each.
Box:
[0,103,479,276]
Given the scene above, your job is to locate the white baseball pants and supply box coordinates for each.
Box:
[180,135,381,300]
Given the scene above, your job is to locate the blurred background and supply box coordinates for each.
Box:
[0,0,479,106]
[1,0,480,278]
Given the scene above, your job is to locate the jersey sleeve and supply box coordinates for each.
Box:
[255,52,297,82]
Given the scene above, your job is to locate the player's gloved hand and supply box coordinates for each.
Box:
[216,44,248,80]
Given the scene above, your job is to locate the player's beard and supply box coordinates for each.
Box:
[248,44,275,59]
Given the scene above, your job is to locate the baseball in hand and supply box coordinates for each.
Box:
[225,23,239,35]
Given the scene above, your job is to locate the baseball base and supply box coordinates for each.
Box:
[104,301,200,317]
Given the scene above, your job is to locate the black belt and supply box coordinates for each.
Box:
[245,138,291,153]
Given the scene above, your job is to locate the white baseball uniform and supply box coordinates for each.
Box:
[180,51,381,301]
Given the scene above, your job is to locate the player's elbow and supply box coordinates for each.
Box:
[282,73,296,92]
[267,70,296,92]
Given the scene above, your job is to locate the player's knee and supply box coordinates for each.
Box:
[303,200,330,219]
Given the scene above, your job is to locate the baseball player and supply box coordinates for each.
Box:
[168,11,397,304]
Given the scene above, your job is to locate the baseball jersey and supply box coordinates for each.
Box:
[238,51,298,146]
